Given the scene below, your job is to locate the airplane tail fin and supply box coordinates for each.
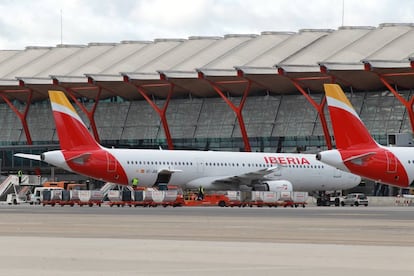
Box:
[49,90,101,151]
[323,84,379,150]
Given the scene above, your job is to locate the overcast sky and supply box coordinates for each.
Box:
[0,0,413,50]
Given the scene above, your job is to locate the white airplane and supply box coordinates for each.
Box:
[15,90,361,192]
[317,84,414,188]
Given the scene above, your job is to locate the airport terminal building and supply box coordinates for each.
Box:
[1,23,414,194]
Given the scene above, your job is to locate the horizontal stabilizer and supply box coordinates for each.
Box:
[14,153,41,161]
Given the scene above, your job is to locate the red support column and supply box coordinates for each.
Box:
[66,87,102,143]
[135,84,175,150]
[379,76,414,133]
[0,89,33,144]
[290,80,333,149]
[207,79,252,152]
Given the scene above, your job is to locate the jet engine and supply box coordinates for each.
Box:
[257,180,293,192]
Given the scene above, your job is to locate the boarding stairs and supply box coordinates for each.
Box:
[100,182,134,199]
[100,182,116,197]
[0,175,20,201]
[0,175,47,201]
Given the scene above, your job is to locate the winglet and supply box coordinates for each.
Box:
[49,90,101,151]
[324,84,379,150]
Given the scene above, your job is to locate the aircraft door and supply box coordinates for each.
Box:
[106,152,117,172]
[385,151,397,173]
[154,172,172,187]
[196,158,204,175]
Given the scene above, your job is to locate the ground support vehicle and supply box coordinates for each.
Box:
[106,189,148,207]
[329,197,343,207]
[395,194,414,206]
[316,192,334,206]
[29,187,62,205]
[341,193,368,206]
[215,191,252,207]
[105,188,184,207]
[106,190,130,207]
[47,190,103,207]
[232,191,308,208]
[184,191,309,208]
[246,191,283,208]
[74,190,103,207]
[56,190,76,207]
[184,193,230,207]
[283,192,308,208]
[160,190,184,207]
[41,188,65,206]
[314,192,344,207]
[6,193,29,205]
[43,181,88,191]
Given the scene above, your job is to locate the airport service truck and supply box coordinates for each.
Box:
[29,187,64,205]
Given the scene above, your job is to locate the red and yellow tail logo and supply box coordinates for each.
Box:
[49,90,100,151]
[324,84,378,150]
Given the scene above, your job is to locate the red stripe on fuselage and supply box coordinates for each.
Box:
[340,148,409,187]
[62,149,129,185]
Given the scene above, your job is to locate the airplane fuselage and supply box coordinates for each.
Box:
[335,146,414,187]
[42,148,361,192]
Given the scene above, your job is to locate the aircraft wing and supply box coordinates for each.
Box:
[14,153,42,161]
[217,166,279,182]
[187,166,280,189]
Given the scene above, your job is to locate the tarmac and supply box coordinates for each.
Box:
[1,205,414,275]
